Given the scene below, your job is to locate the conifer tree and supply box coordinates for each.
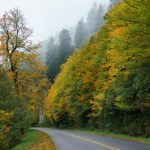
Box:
[74,18,87,48]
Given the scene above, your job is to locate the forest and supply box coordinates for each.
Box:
[45,0,150,136]
[0,0,150,149]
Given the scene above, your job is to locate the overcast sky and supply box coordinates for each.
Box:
[0,0,109,43]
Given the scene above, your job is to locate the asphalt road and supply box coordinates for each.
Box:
[33,127,150,150]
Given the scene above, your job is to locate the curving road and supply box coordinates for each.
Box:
[33,127,150,150]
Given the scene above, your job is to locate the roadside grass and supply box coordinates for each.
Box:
[71,128,150,144]
[11,130,56,150]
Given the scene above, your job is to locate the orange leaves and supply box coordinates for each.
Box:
[0,110,14,121]
[109,26,126,38]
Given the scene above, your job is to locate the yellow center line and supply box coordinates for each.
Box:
[56,130,120,150]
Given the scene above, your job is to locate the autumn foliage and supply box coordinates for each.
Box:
[0,9,49,149]
[45,0,150,136]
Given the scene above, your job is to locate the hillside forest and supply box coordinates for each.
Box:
[45,0,150,136]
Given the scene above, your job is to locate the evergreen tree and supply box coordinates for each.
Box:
[87,3,98,34]
[95,5,104,32]
[59,29,72,60]
[58,29,73,70]
[46,29,73,83]
[46,37,59,82]
[75,18,87,48]
[74,18,87,48]
[87,3,105,34]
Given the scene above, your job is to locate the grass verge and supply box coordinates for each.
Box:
[72,128,150,144]
[11,130,56,150]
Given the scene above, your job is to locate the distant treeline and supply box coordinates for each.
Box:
[46,2,105,83]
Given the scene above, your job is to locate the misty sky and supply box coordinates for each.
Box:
[0,0,109,43]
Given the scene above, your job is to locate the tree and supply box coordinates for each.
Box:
[45,3,106,82]
[59,29,73,62]
[86,3,105,35]
[46,29,73,83]
[94,5,104,32]
[87,3,98,34]
[46,37,59,82]
[0,8,38,95]
[74,18,87,48]
[0,9,49,149]
[13,51,50,124]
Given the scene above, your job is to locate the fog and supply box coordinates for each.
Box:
[0,0,109,42]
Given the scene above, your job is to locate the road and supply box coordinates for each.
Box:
[33,127,150,150]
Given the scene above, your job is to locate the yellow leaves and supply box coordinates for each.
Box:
[11,52,50,122]
[44,85,57,116]
[47,86,57,101]
[104,48,129,80]
[94,93,105,101]
[89,99,103,118]
[82,71,92,84]
[103,50,120,86]
[0,110,14,121]
[57,98,67,109]
[105,49,123,64]
[109,27,126,38]
[44,28,108,122]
